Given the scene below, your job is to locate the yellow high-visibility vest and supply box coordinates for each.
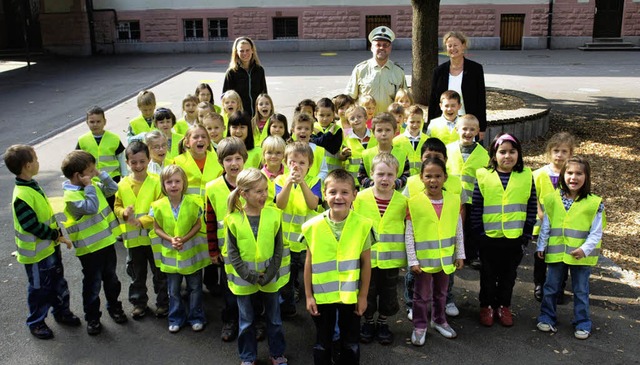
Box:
[116,175,162,248]
[78,131,121,178]
[446,141,489,204]
[12,186,58,264]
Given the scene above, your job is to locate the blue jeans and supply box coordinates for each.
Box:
[78,244,122,321]
[237,292,285,362]
[24,246,72,328]
[538,263,591,332]
[167,270,205,327]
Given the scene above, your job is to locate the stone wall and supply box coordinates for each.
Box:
[301,10,360,39]
[623,1,640,36]
[550,1,594,37]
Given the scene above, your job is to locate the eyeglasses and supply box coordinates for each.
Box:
[150,144,167,151]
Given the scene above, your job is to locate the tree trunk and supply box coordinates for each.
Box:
[411,0,440,108]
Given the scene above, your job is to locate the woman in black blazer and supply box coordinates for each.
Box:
[428,31,487,141]
[223,37,268,117]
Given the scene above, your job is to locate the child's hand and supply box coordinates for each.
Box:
[92,167,101,178]
[339,147,352,161]
[354,295,367,316]
[454,259,464,270]
[123,205,134,220]
[570,248,586,260]
[536,251,545,260]
[58,235,72,249]
[78,173,93,187]
[410,265,422,275]
[306,296,319,316]
[171,237,183,250]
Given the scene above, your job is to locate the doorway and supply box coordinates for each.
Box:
[593,0,624,38]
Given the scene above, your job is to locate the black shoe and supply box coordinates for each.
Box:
[359,322,376,343]
[469,259,482,270]
[375,323,393,345]
[30,322,54,340]
[255,320,266,342]
[155,305,169,318]
[109,309,128,324]
[281,305,297,319]
[131,305,148,320]
[54,312,81,326]
[87,320,102,336]
[221,321,238,342]
[534,285,543,302]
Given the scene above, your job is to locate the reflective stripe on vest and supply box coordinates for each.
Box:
[446,142,489,204]
[344,135,377,186]
[543,192,604,266]
[224,207,286,294]
[63,188,120,256]
[78,131,121,178]
[275,174,320,253]
[173,151,223,200]
[12,185,58,264]
[205,176,232,256]
[149,195,210,274]
[532,167,557,235]
[353,188,407,269]
[393,133,428,176]
[302,212,373,305]
[116,175,161,248]
[477,167,532,239]
[408,191,459,274]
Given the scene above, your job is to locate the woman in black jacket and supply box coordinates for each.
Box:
[223,37,268,117]
[428,31,487,141]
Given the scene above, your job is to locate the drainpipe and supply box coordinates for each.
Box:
[86,0,96,55]
[547,0,553,49]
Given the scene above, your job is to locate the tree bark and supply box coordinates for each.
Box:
[411,0,440,108]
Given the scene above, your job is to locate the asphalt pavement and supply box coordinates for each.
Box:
[0,49,638,365]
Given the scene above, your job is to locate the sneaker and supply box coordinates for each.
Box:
[255,320,266,341]
[221,321,238,342]
[537,322,558,333]
[574,329,590,340]
[192,322,204,332]
[406,308,413,321]
[431,321,457,339]
[469,259,482,270]
[479,306,494,327]
[445,302,460,317]
[270,355,288,364]
[375,323,393,345]
[496,306,513,327]
[241,362,256,365]
[534,285,543,302]
[359,322,376,343]
[131,305,148,320]
[87,320,102,336]
[168,324,180,333]
[109,309,128,324]
[411,328,426,346]
[54,312,81,326]
[30,322,54,340]
[155,305,169,318]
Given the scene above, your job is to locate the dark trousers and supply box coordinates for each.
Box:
[478,237,523,308]
[462,204,479,261]
[313,303,360,365]
[24,246,72,328]
[220,268,238,323]
[364,267,399,318]
[126,245,168,307]
[78,244,123,321]
[280,250,305,313]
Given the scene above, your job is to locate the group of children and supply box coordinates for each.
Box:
[6,82,604,365]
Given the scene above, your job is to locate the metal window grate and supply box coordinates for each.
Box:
[365,15,391,49]
[273,17,298,39]
[117,21,140,43]
[184,19,204,41]
[208,18,228,40]
[500,14,525,50]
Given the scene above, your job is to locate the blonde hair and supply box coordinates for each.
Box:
[221,90,244,112]
[359,94,376,106]
[394,88,414,105]
[261,136,286,153]
[179,124,212,154]
[228,37,262,71]
[442,31,468,50]
[159,165,188,196]
[227,168,268,214]
[284,141,314,166]
[252,93,274,137]
[144,130,168,146]
[545,131,577,156]
[459,114,479,128]
[372,112,397,132]
[345,105,367,119]
[137,90,156,106]
[371,152,399,174]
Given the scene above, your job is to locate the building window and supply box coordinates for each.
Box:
[273,17,298,39]
[208,18,228,40]
[117,21,140,42]
[184,19,204,41]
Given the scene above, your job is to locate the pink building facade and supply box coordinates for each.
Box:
[34,0,640,55]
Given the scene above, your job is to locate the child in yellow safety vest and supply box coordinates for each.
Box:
[427,90,462,145]
[76,106,127,209]
[311,98,344,172]
[340,105,377,187]
[353,153,407,345]
[471,133,537,328]
[150,165,209,333]
[174,94,199,135]
[204,137,248,342]
[153,107,184,163]
[260,136,287,207]
[288,112,328,180]
[532,132,576,303]
[303,169,373,365]
[127,90,156,143]
[227,110,262,169]
[393,105,429,176]
[61,150,126,335]
[535,156,605,340]
[5,144,80,340]
[275,142,323,318]
[225,168,288,365]
[406,158,465,346]
[114,141,167,319]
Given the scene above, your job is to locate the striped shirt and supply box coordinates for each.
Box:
[13,178,60,241]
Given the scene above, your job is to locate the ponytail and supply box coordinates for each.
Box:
[227,188,244,215]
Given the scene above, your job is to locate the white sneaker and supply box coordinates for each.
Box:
[537,322,557,333]
[411,328,426,346]
[192,323,204,332]
[430,321,457,339]
[168,325,180,333]
[407,308,413,321]
[445,302,459,317]
[574,329,590,340]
